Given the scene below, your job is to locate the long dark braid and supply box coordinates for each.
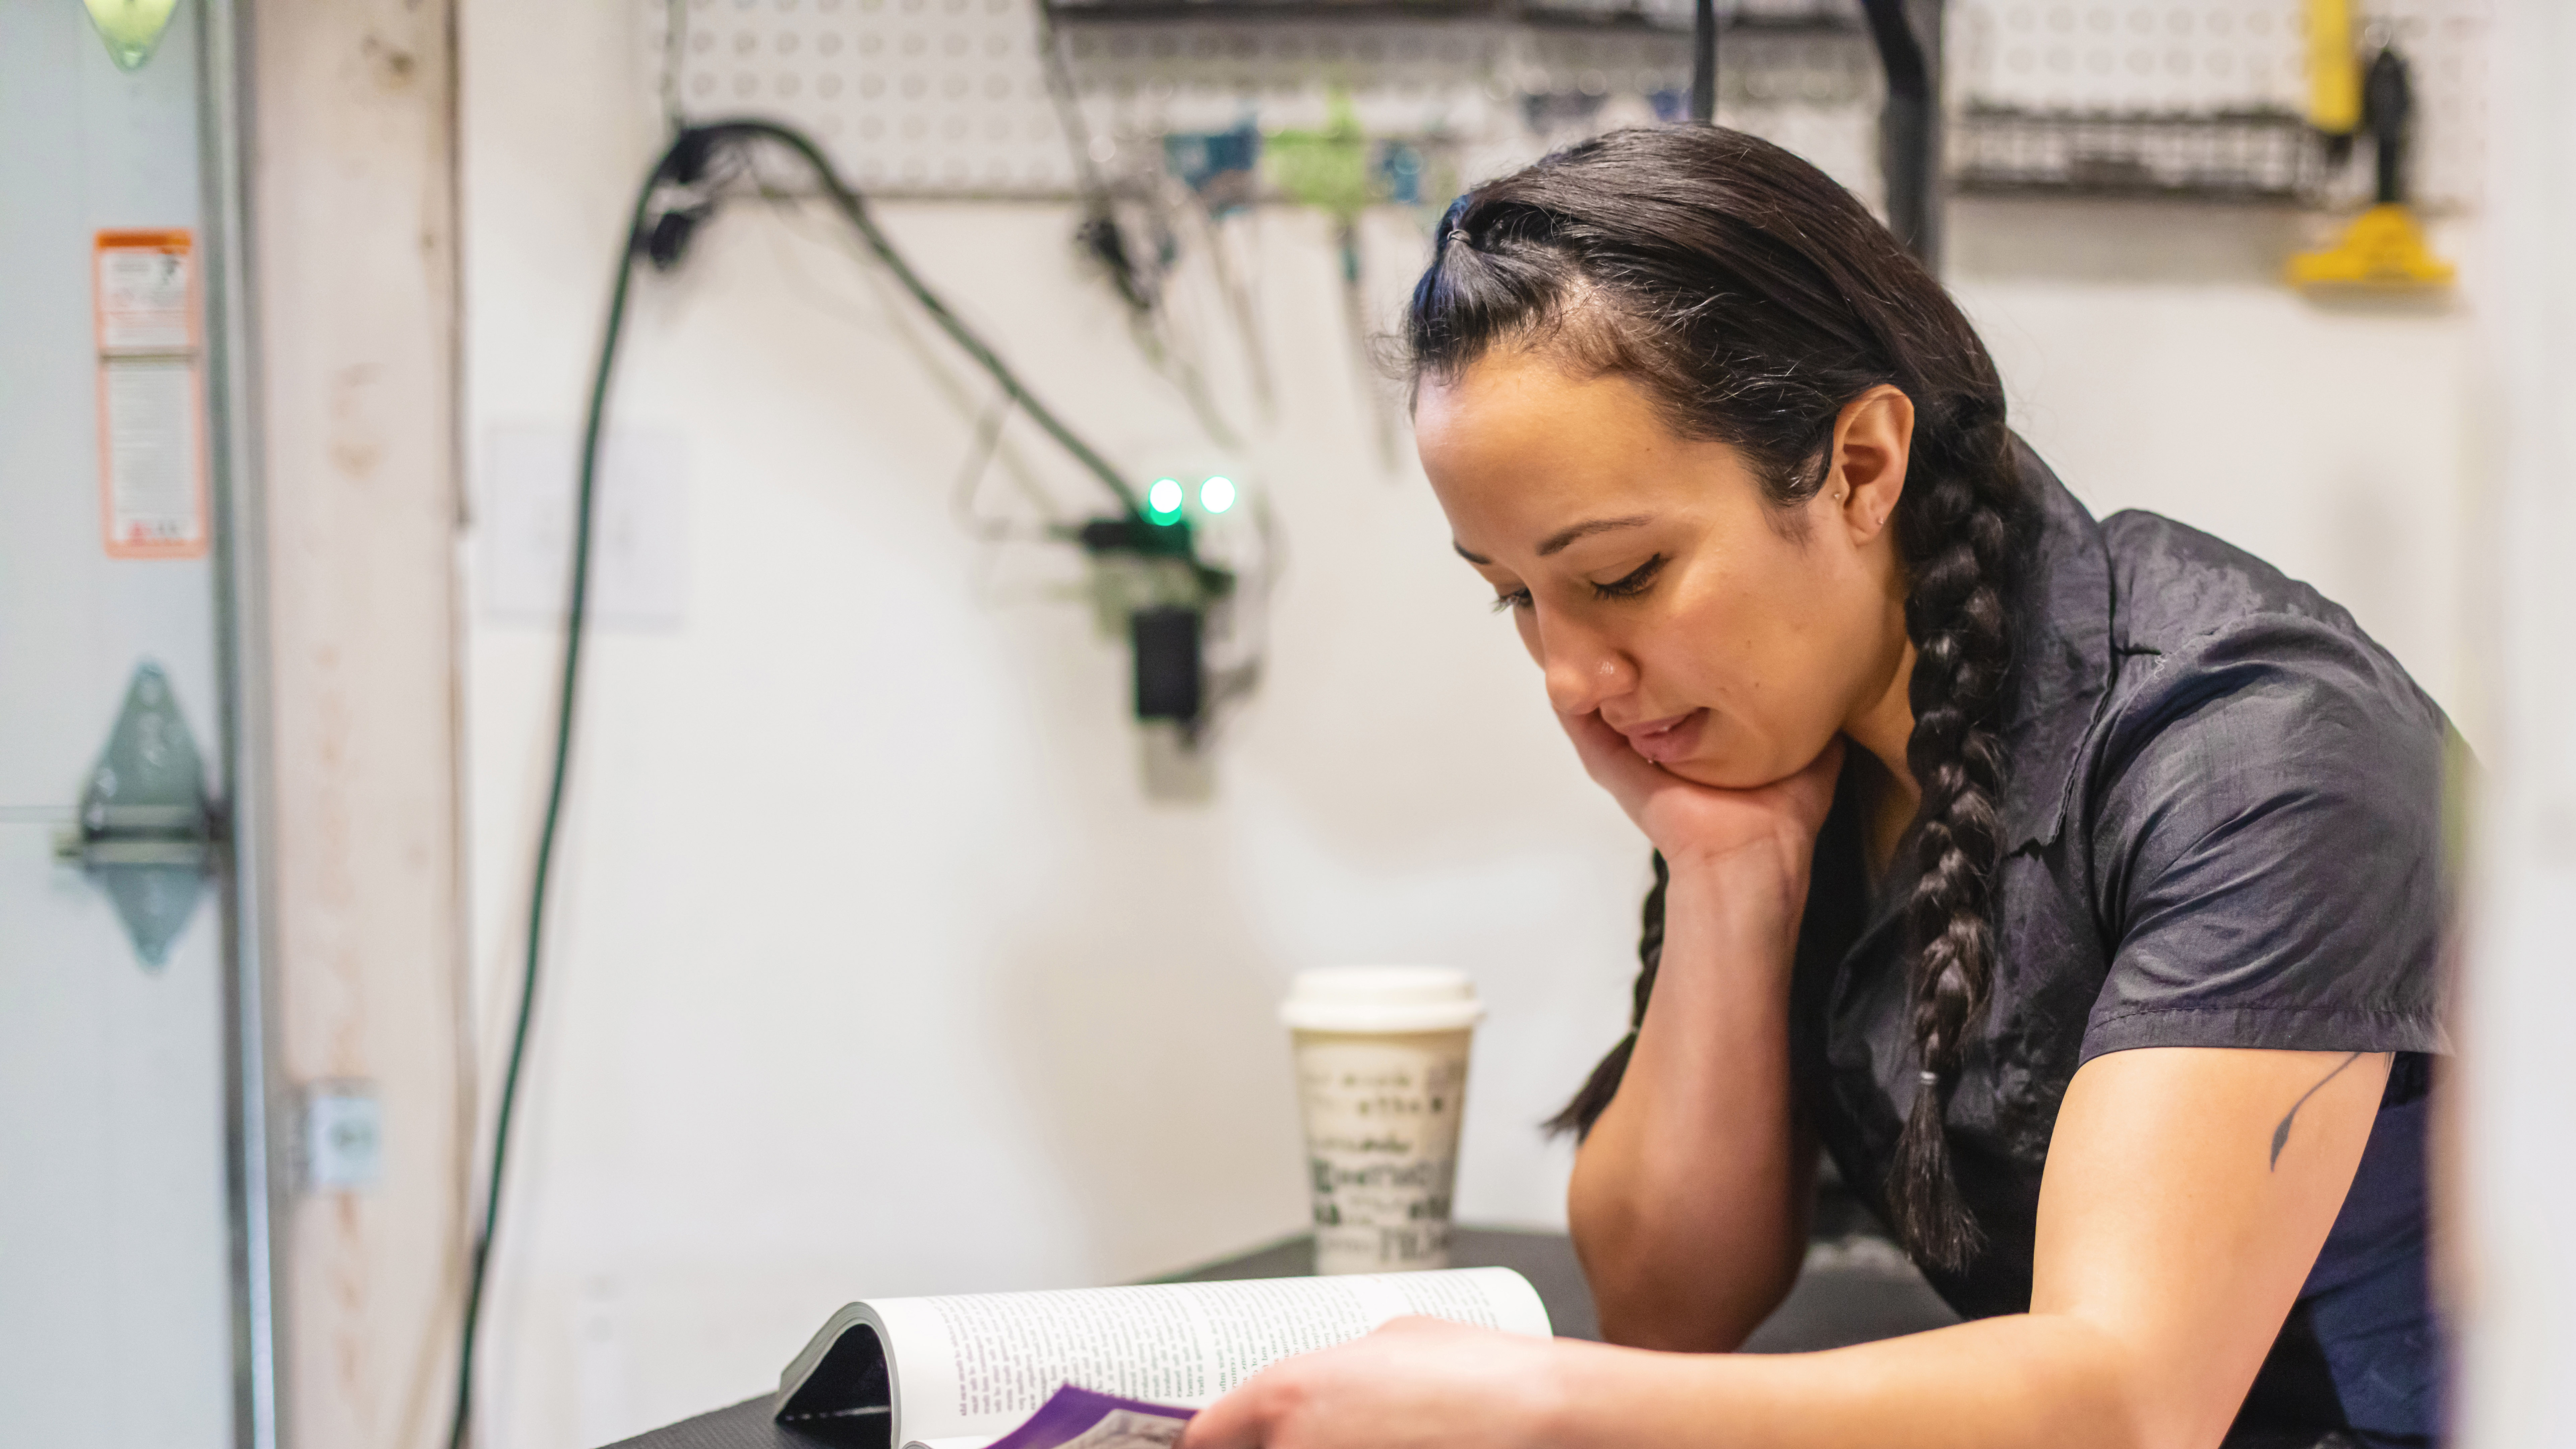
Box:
[1887,413,2021,1268]
[1406,127,2028,1272]
[1544,853,1667,1138]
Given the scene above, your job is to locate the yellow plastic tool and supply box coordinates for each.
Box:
[2287,204,2456,290]
[2305,0,2361,137]
[2291,2,2453,293]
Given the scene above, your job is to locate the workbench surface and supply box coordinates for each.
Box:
[598,1225,1957,1449]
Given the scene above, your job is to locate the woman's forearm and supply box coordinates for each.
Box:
[1568,853,1813,1350]
[1544,1313,2145,1449]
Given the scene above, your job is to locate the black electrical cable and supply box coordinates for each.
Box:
[1690,0,1720,125]
[441,129,655,1449]
[1856,0,1939,264]
[443,119,1179,1449]
[702,119,1148,514]
[952,389,1037,541]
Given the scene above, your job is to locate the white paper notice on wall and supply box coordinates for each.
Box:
[92,230,208,559]
[479,424,690,631]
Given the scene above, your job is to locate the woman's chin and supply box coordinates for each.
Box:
[1659,739,1829,793]
[1659,754,1778,792]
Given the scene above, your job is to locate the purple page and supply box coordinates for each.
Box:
[979,1384,1198,1449]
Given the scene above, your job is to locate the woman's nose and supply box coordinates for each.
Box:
[1537,613,1637,716]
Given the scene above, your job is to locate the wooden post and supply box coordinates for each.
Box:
[245,2,470,1446]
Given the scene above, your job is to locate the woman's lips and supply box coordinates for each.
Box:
[1617,709,1708,765]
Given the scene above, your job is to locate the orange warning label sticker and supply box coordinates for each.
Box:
[93,229,208,559]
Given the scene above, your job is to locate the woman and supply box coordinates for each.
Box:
[1180,128,2449,1448]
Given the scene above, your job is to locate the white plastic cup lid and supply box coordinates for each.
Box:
[1280,965,1484,1034]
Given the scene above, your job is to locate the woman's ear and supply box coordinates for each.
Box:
[1826,384,1914,544]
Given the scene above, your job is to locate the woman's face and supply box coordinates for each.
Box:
[1415,348,1915,792]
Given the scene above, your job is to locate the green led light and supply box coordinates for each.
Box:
[1201,476,1237,514]
[1147,477,1185,522]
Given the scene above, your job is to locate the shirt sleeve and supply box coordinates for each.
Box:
[2077,615,2453,1064]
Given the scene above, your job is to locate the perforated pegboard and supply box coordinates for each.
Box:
[1947,0,2489,208]
[647,0,1885,206]
[651,0,2481,209]
[657,0,1052,193]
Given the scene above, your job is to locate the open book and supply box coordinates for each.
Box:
[773,1266,1551,1449]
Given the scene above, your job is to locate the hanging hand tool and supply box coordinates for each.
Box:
[2289,35,2455,291]
[1270,93,1396,467]
[2305,0,2362,146]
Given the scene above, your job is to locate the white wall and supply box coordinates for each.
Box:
[461,12,1642,1447]
[1950,197,2474,723]
[2456,0,2576,1439]
[459,8,2479,1446]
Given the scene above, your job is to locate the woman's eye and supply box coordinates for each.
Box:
[1590,555,1667,600]
[1489,587,1534,614]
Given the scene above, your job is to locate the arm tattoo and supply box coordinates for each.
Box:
[2270,1051,2365,1171]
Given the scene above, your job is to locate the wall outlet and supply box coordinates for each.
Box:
[480,424,689,631]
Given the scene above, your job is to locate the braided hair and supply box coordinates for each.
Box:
[1408,127,2028,1273]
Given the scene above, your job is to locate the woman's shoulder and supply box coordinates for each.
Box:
[2058,510,2456,1064]
[2088,509,2447,754]
[2098,509,2378,657]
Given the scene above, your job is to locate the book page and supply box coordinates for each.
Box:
[872,1267,1547,1445]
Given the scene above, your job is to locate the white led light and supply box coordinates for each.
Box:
[1201,476,1237,514]
[1148,477,1184,516]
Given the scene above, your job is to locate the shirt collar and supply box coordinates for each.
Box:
[1996,438,2114,850]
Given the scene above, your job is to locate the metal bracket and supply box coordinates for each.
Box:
[53,662,225,967]
[295,1081,385,1193]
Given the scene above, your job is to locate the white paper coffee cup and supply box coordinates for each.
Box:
[1281,966,1484,1275]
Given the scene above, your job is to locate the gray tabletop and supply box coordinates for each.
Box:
[600,1226,1956,1449]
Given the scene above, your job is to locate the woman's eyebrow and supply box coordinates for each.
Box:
[1452,514,1657,566]
[1538,515,1655,557]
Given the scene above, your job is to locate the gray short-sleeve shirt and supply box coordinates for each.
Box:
[1763,444,2452,1442]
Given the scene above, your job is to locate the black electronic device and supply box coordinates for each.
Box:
[1129,605,1205,721]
